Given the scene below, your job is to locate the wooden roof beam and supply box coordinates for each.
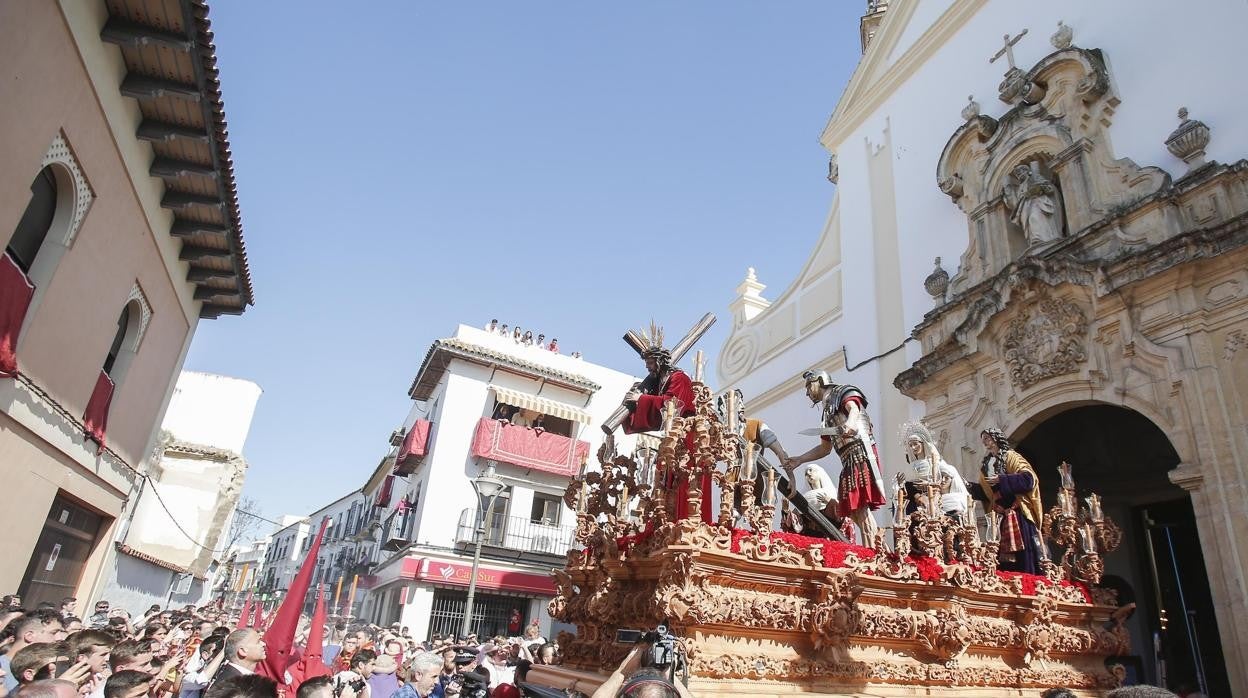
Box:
[162,191,223,210]
[186,267,237,282]
[121,75,202,102]
[199,303,245,319]
[171,219,229,238]
[179,245,232,261]
[137,119,209,144]
[193,286,238,301]
[100,17,193,52]
[151,157,218,180]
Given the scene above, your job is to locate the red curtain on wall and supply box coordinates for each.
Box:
[0,252,35,377]
[83,370,115,450]
[374,474,395,508]
[470,417,590,476]
[396,419,431,467]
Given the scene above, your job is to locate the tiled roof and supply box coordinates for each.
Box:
[103,0,254,317]
[408,338,601,400]
[115,542,203,578]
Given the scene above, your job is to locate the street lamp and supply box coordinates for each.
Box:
[462,460,506,637]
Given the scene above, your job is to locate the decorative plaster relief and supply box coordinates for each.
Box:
[1001,295,1088,390]
[125,282,153,351]
[41,131,95,247]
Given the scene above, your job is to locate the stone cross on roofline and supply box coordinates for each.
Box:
[989,28,1028,70]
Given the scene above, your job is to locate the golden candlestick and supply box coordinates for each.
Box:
[986,511,1001,543]
[662,399,680,432]
[576,481,588,514]
[693,350,705,383]
[764,468,777,506]
[741,442,755,482]
[617,485,630,520]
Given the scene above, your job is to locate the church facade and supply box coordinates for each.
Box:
[718,1,1248,694]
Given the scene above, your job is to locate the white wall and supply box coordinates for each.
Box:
[161,371,263,453]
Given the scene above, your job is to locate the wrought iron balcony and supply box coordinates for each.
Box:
[455,508,576,557]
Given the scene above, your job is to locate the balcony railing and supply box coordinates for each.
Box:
[455,508,577,557]
[469,417,590,476]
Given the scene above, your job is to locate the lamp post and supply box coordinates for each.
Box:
[461,460,506,637]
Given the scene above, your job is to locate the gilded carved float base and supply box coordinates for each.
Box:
[543,522,1125,697]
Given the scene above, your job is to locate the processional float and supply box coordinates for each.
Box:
[532,318,1131,698]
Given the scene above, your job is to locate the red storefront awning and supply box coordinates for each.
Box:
[401,557,555,596]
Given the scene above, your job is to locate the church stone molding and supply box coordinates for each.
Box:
[935,46,1173,296]
[898,38,1248,695]
[1001,293,1088,390]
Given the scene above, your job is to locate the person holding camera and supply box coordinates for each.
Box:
[589,646,694,698]
[332,649,376,698]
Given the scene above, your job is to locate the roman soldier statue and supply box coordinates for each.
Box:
[781,370,887,546]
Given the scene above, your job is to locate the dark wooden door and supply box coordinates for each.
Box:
[19,495,104,607]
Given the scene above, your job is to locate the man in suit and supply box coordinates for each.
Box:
[210,630,266,687]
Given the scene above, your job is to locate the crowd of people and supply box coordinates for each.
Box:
[483,321,582,359]
[0,595,1203,698]
[0,596,576,698]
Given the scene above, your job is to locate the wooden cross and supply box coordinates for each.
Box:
[989,29,1028,69]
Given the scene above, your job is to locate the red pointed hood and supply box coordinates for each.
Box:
[287,586,331,689]
[256,518,327,688]
[236,592,254,629]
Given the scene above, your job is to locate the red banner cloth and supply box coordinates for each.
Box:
[375,474,394,508]
[0,252,35,377]
[396,419,431,468]
[236,593,253,629]
[83,370,115,450]
[470,417,589,477]
[258,518,328,696]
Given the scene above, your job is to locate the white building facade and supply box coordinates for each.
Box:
[100,371,261,613]
[719,1,1248,694]
[361,325,639,640]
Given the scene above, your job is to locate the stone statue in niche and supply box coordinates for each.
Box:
[1002,161,1065,247]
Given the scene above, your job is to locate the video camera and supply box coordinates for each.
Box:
[615,623,685,680]
[454,670,490,698]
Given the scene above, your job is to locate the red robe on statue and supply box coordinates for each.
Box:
[622,370,712,524]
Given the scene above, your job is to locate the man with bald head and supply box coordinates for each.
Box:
[210,630,266,687]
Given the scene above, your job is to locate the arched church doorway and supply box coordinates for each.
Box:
[1013,404,1228,696]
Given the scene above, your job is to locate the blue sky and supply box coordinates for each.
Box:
[185,2,866,521]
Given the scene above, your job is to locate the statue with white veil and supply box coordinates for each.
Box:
[1002,161,1064,247]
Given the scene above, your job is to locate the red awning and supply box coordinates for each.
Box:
[0,252,35,377]
[374,474,395,508]
[395,419,432,474]
[470,417,589,477]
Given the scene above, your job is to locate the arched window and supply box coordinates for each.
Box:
[103,303,132,376]
[6,166,58,274]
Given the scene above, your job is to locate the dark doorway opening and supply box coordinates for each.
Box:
[1014,404,1228,696]
[19,494,105,608]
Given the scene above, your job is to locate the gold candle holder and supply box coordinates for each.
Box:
[764,468,777,506]
[725,390,738,435]
[986,511,1001,543]
[693,350,705,384]
[741,442,755,482]
[576,481,588,514]
[617,485,630,520]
